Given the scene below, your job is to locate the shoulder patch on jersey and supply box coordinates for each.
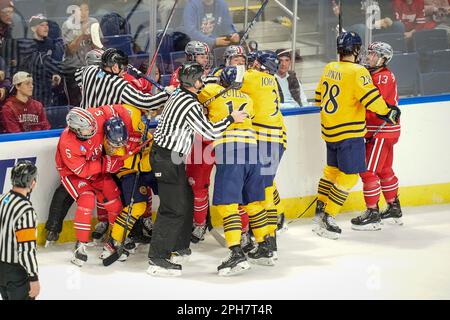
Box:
[80,146,87,153]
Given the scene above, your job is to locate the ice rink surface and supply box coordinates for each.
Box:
[29,204,450,300]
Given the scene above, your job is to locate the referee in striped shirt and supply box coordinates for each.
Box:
[147,62,248,276]
[0,161,40,300]
[75,48,172,110]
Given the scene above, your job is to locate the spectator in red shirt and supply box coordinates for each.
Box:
[1,71,51,133]
[394,0,437,39]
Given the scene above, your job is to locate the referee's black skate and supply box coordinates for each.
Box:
[218,246,250,276]
[45,230,59,247]
[314,213,341,240]
[380,197,403,225]
[147,258,182,277]
[247,237,275,266]
[351,207,382,231]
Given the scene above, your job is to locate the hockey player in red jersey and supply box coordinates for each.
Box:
[351,42,403,230]
[170,40,212,87]
[55,106,136,267]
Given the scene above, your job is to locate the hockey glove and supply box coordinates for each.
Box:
[102,155,124,173]
[377,105,401,125]
[127,131,143,152]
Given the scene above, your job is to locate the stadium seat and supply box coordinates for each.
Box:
[170,51,186,73]
[372,33,407,53]
[103,35,134,56]
[389,52,419,96]
[412,29,449,54]
[419,49,450,73]
[46,105,71,129]
[160,74,172,87]
[419,72,450,96]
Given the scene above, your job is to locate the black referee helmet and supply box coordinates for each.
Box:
[11,160,37,189]
[178,62,204,88]
[101,48,129,70]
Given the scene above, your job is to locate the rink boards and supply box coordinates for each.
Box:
[0,95,449,245]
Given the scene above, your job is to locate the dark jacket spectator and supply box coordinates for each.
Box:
[275,49,308,108]
[1,71,51,133]
[18,14,63,108]
[183,0,240,48]
[0,0,17,78]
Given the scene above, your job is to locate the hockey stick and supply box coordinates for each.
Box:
[103,116,152,267]
[239,0,270,45]
[90,22,165,92]
[338,0,343,35]
[146,0,180,77]
[288,197,318,225]
[366,121,387,144]
[202,65,245,107]
[206,209,227,248]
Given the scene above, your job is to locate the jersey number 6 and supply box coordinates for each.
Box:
[322,81,340,114]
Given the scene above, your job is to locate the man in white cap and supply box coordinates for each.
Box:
[1,71,51,133]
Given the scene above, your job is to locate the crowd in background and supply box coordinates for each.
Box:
[0,0,449,135]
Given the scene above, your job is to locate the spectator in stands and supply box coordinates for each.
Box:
[275,48,308,109]
[18,14,63,109]
[424,0,450,35]
[0,0,17,78]
[0,57,10,106]
[393,0,437,39]
[331,0,405,43]
[61,0,100,106]
[1,71,51,133]
[183,0,240,48]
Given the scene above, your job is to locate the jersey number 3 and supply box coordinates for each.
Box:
[322,81,340,114]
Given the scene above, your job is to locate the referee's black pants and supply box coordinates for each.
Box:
[0,262,32,300]
[148,144,194,260]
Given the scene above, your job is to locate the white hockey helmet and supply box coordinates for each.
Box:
[367,41,393,68]
[66,107,98,139]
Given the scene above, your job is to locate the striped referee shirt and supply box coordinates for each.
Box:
[74,65,169,109]
[154,88,234,155]
[0,191,39,281]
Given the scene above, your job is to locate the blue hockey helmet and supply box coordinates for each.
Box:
[255,50,279,75]
[337,31,362,57]
[104,116,128,147]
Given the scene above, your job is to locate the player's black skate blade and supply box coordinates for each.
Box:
[380,198,403,225]
[314,213,342,240]
[218,246,250,276]
[247,239,275,266]
[351,208,382,231]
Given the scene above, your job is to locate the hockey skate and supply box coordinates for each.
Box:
[170,248,192,264]
[351,207,382,231]
[71,241,89,267]
[266,236,278,261]
[45,230,59,247]
[191,223,207,243]
[380,197,403,225]
[240,231,256,254]
[247,237,275,266]
[312,200,325,233]
[92,221,109,243]
[147,258,182,277]
[276,213,288,235]
[142,216,153,238]
[314,213,341,240]
[100,239,129,262]
[218,246,250,276]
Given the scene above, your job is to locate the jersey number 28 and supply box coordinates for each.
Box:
[322,81,340,114]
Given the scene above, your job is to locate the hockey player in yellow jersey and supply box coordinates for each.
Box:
[198,66,275,273]
[240,50,286,259]
[100,104,158,265]
[313,32,401,239]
